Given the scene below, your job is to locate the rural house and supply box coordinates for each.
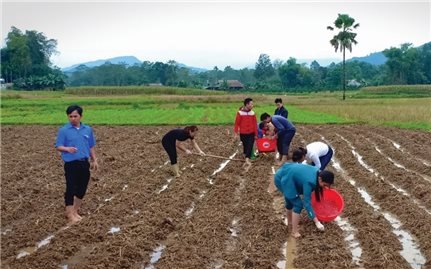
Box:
[205,80,244,90]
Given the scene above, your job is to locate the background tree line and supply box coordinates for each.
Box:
[65,44,431,93]
[1,27,66,90]
[1,26,430,92]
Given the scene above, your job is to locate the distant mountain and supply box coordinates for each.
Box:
[62,56,141,72]
[62,56,208,73]
[347,51,387,65]
[298,58,341,67]
[176,63,208,73]
[348,42,431,65]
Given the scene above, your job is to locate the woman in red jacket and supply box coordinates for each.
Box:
[234,97,258,170]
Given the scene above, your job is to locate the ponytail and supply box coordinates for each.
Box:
[315,179,324,202]
[314,170,334,202]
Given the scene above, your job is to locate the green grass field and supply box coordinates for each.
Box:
[1,85,430,131]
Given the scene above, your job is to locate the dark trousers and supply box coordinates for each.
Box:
[162,137,177,165]
[64,160,90,206]
[240,133,255,158]
[319,146,333,171]
[278,129,296,155]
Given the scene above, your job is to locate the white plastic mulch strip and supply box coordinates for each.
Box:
[331,158,426,269]
[142,244,165,269]
[338,134,431,215]
[334,216,363,268]
[16,234,55,259]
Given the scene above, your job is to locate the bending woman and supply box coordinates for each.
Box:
[162,126,205,177]
[300,141,333,171]
[274,163,334,238]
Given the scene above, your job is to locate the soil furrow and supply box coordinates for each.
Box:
[295,127,409,268]
[312,126,431,267]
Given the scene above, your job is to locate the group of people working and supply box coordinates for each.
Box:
[55,101,335,238]
[232,97,335,237]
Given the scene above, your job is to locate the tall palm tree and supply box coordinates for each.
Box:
[327,14,360,100]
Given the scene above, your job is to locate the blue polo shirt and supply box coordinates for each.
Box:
[274,163,319,219]
[55,122,96,162]
[271,115,295,132]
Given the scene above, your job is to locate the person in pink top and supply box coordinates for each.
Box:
[234,97,258,170]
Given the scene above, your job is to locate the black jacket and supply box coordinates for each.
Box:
[274,106,288,118]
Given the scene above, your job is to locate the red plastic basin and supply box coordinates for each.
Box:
[311,188,344,222]
[256,137,277,152]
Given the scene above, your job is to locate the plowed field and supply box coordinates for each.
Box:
[1,125,430,269]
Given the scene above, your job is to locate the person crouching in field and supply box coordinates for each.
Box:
[55,105,99,224]
[296,142,334,171]
[234,98,258,171]
[275,163,334,238]
[162,126,205,177]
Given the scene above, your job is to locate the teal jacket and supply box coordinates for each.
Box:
[274,163,319,219]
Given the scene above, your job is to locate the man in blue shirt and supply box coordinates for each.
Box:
[260,113,296,165]
[274,98,288,118]
[55,105,99,224]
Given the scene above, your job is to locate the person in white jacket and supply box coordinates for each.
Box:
[299,142,333,171]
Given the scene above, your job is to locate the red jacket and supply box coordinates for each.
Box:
[234,107,258,135]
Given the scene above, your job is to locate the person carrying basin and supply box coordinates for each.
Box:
[162,125,205,177]
[274,162,335,238]
[260,113,296,165]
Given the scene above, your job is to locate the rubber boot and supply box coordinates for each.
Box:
[250,145,256,160]
[172,164,181,177]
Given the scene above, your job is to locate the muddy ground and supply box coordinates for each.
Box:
[1,125,430,269]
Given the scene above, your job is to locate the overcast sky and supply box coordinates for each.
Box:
[2,1,430,69]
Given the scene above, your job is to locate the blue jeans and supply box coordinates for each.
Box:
[277,129,296,155]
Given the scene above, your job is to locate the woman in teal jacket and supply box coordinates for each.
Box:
[274,162,334,238]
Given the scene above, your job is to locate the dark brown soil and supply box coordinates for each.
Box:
[1,125,430,269]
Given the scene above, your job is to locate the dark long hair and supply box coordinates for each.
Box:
[292,147,307,162]
[314,170,335,202]
[184,125,198,133]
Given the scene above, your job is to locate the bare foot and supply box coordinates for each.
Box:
[267,182,277,193]
[244,163,252,172]
[66,214,81,225]
[291,232,301,238]
[74,212,83,221]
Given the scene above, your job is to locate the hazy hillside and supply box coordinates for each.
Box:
[62,56,208,73]
[348,52,387,65]
[62,56,141,72]
[62,42,430,72]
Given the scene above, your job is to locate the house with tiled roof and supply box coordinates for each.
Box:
[205,80,244,90]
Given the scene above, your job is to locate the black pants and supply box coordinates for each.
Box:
[64,160,90,206]
[240,133,255,158]
[162,137,177,165]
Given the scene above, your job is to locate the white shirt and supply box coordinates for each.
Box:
[305,142,329,169]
